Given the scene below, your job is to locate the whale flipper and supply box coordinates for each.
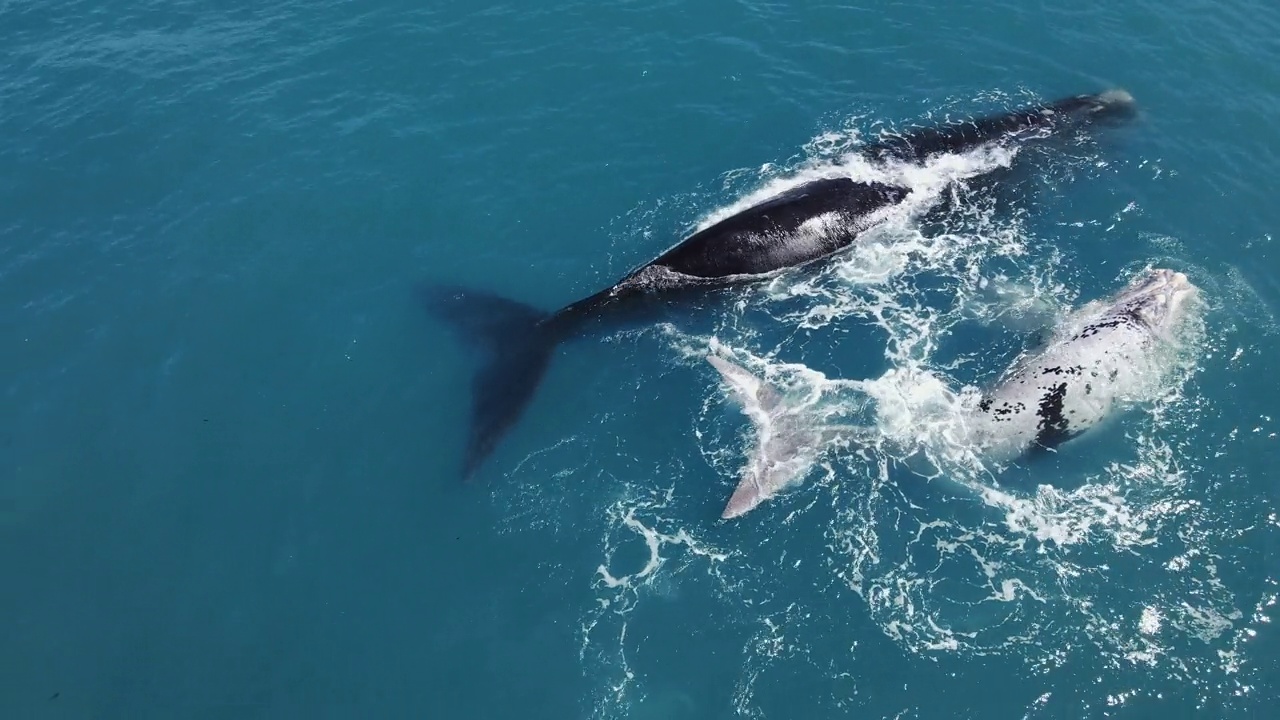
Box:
[422,285,557,480]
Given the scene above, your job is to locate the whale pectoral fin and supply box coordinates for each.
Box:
[707,354,783,412]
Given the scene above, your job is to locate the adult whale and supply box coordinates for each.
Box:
[428,89,1138,478]
[706,267,1199,519]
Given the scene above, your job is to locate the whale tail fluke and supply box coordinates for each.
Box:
[707,354,863,519]
[421,284,558,480]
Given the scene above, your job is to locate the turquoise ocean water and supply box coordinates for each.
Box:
[3,1,1280,718]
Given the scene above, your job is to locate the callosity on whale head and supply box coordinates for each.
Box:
[1107,268,1197,336]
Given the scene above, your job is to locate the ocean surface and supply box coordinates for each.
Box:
[4,1,1280,718]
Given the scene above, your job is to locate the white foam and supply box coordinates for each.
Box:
[690,140,1017,237]
[566,101,1259,719]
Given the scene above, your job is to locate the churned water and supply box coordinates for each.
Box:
[3,1,1279,718]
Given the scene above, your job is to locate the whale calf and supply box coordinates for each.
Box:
[428,90,1138,478]
[966,267,1197,463]
[708,268,1199,519]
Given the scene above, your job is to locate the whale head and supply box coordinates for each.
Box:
[1081,88,1139,125]
[1111,267,1198,335]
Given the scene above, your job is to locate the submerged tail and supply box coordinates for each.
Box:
[423,285,559,479]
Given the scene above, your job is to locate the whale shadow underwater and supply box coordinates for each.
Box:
[425,89,1140,479]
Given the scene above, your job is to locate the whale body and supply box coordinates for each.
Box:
[428,90,1138,478]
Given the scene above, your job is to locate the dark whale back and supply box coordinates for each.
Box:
[649,178,909,278]
[865,90,1137,163]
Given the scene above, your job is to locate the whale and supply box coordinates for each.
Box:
[706,267,1199,519]
[427,90,1138,478]
[964,267,1197,464]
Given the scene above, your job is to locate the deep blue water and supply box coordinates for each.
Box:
[4,1,1280,718]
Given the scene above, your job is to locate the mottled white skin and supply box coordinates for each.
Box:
[968,269,1197,463]
[707,268,1198,520]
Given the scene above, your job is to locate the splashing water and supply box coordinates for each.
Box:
[495,101,1273,719]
